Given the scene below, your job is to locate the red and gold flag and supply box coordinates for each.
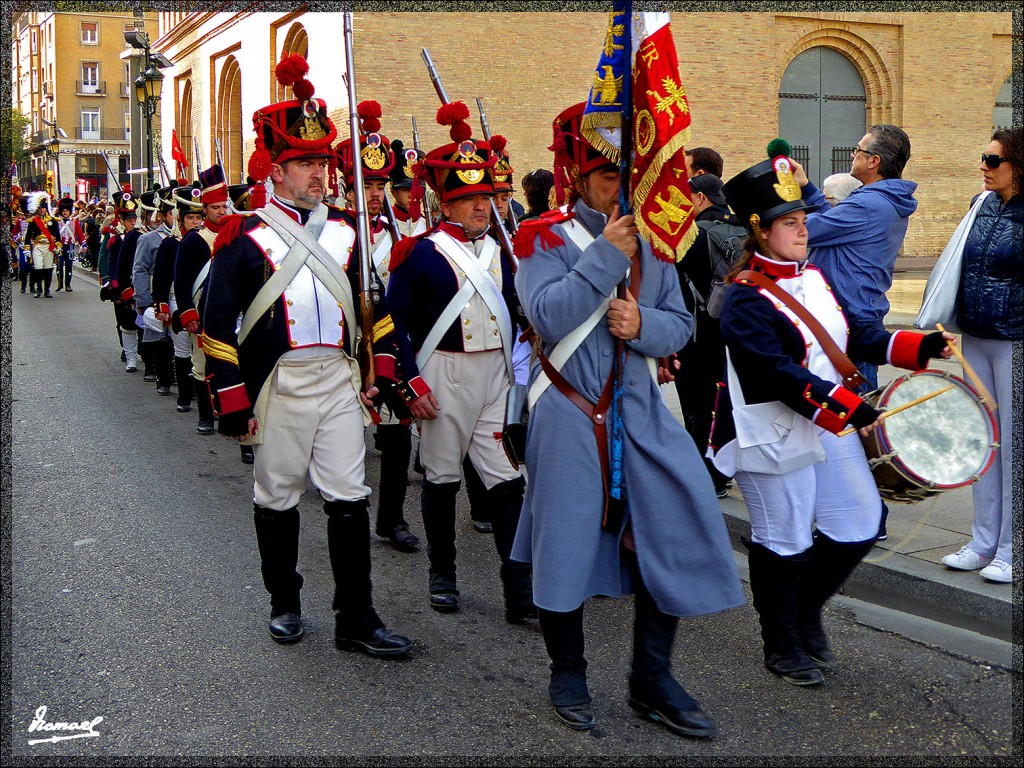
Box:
[631,13,695,261]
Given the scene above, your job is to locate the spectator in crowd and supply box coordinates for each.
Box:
[940,127,1021,584]
[685,147,724,180]
[822,173,862,207]
[520,169,555,221]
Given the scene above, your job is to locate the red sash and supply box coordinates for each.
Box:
[32,216,56,252]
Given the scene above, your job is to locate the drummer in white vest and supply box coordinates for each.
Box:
[710,145,955,687]
[385,100,535,623]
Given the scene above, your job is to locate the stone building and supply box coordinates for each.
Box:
[11,10,160,199]
[153,9,1016,257]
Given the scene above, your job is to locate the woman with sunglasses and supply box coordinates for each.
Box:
[940,127,1022,584]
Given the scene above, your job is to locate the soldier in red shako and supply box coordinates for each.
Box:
[200,54,417,657]
[385,102,535,623]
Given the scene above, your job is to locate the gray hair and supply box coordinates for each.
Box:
[822,173,862,204]
[865,124,912,179]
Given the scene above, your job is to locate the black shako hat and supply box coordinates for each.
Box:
[723,139,820,230]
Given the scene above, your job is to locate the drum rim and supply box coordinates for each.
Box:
[873,369,999,490]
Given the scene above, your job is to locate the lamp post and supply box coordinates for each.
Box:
[39,116,67,199]
[125,19,167,193]
[134,64,163,192]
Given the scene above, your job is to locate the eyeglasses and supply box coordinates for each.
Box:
[851,146,875,158]
[981,153,1009,169]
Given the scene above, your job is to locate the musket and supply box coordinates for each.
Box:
[420,49,517,271]
[193,137,202,175]
[212,137,239,212]
[475,97,518,235]
[344,11,376,389]
[98,151,119,189]
[156,151,172,187]
[411,115,433,227]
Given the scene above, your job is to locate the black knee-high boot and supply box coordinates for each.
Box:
[486,476,534,621]
[538,605,594,730]
[43,267,54,297]
[420,480,461,607]
[745,540,824,686]
[797,533,876,668]
[373,425,417,551]
[253,504,303,643]
[195,376,215,433]
[324,498,384,637]
[31,268,42,296]
[173,357,195,410]
[627,567,717,738]
[154,338,174,394]
[463,456,491,531]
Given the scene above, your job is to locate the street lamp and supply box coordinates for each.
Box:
[40,116,68,199]
[125,22,167,192]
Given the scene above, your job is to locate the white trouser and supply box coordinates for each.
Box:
[418,349,521,489]
[31,243,55,270]
[735,427,882,556]
[169,296,191,357]
[253,351,370,510]
[962,335,1015,563]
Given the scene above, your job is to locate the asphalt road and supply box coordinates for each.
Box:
[4,273,1015,759]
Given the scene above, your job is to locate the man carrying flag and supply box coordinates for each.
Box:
[510,4,743,738]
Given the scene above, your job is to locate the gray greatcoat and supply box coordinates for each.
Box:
[511,201,745,618]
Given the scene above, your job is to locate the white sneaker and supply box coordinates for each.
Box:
[941,546,992,571]
[979,557,1012,583]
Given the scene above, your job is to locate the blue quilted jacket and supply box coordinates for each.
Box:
[957,192,1023,340]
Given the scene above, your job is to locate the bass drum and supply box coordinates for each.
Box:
[862,370,998,503]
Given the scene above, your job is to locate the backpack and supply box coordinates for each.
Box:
[695,218,748,318]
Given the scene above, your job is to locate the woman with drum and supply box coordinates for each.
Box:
[940,127,1021,584]
[709,144,954,687]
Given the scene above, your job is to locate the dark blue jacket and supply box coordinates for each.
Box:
[957,192,1022,340]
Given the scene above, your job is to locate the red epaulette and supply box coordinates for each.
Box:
[513,209,574,259]
[210,213,251,257]
[389,224,437,272]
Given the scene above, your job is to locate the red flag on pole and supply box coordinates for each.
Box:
[171,129,189,180]
[631,13,696,261]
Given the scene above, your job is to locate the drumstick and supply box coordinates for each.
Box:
[838,384,955,437]
[936,323,997,412]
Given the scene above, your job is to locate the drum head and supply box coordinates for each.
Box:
[877,370,997,489]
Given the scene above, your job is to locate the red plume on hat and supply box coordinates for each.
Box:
[489,135,508,155]
[436,101,472,143]
[357,100,382,134]
[275,53,314,102]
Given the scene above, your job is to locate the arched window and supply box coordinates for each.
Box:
[277,23,309,102]
[216,57,242,184]
[178,79,194,181]
[779,47,866,186]
[993,74,1014,132]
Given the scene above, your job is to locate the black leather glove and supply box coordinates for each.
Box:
[218,410,252,437]
[917,331,949,368]
[848,399,883,430]
[372,376,412,422]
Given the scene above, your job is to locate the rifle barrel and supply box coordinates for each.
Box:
[344,11,376,385]
[421,49,450,104]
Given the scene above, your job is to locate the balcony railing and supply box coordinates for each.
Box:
[119,82,130,98]
[74,126,127,142]
[76,80,107,96]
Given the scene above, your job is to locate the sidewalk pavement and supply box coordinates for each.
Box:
[667,274,1014,643]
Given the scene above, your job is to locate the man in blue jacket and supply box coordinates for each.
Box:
[796,125,917,390]
[795,124,916,540]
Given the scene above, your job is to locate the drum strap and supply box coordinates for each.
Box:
[737,269,865,390]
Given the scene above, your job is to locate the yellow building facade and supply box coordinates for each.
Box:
[152,9,1016,258]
